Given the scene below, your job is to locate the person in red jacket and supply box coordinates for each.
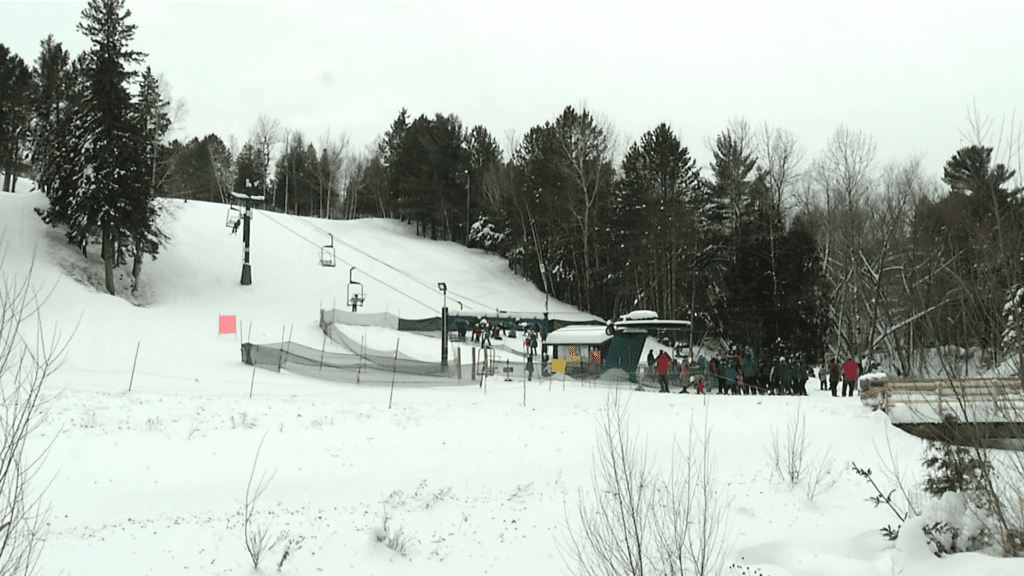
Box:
[842,358,859,397]
[656,350,672,393]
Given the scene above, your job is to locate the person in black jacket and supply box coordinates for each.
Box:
[828,358,841,397]
[793,358,809,396]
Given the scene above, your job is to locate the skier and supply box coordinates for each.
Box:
[231,219,241,235]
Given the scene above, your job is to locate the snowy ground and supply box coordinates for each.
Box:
[3,187,1024,575]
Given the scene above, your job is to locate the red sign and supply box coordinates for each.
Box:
[219,315,237,334]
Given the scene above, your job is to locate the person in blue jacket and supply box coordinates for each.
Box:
[721,358,739,395]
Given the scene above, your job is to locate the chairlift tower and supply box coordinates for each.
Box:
[235,180,265,286]
[438,282,448,367]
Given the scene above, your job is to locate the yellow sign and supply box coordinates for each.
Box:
[552,359,566,373]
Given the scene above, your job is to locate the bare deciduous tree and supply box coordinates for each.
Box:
[250,114,281,202]
[0,253,74,575]
[564,395,730,576]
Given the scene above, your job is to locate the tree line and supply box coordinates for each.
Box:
[345,109,1023,372]
[2,2,1022,372]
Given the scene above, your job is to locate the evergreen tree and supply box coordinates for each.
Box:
[611,123,703,320]
[465,124,503,247]
[38,0,158,296]
[37,54,93,256]
[29,35,71,196]
[128,66,171,293]
[234,141,267,195]
[0,44,34,192]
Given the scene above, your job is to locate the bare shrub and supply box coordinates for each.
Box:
[563,393,730,576]
[803,449,840,501]
[0,254,74,575]
[242,433,285,569]
[375,504,412,557]
[766,405,810,485]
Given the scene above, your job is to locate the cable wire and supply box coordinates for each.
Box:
[293,214,496,311]
[255,209,438,313]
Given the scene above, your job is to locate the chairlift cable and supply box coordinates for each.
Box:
[295,217,494,311]
[257,210,436,313]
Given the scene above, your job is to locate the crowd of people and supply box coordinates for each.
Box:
[638,346,872,397]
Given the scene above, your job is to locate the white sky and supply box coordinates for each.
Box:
[6,1,1024,180]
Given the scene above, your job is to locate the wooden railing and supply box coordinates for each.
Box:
[882,378,1024,415]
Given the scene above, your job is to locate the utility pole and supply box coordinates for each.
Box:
[236,180,265,286]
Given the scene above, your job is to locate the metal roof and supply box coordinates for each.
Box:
[545,325,612,345]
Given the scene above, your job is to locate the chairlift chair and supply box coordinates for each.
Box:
[347,267,366,312]
[225,204,242,229]
[320,233,336,267]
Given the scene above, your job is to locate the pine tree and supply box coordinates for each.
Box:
[29,35,71,196]
[37,55,93,256]
[128,66,171,293]
[79,0,149,295]
[612,123,703,319]
[0,44,34,192]
[38,0,161,296]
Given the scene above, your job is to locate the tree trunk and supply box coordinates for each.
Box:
[131,235,143,294]
[102,226,116,295]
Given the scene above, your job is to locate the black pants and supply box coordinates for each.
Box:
[658,373,669,392]
[830,380,838,396]
[842,379,855,397]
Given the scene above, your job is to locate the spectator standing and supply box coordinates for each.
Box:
[708,358,721,394]
[828,359,841,397]
[758,356,772,395]
[480,319,491,348]
[721,358,739,395]
[769,357,784,395]
[794,359,809,396]
[656,350,671,393]
[742,346,757,395]
[842,358,859,397]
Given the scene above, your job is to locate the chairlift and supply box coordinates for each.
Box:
[347,267,366,312]
[320,233,336,267]
[225,204,242,229]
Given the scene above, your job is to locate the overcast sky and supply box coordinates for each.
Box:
[6,1,1024,181]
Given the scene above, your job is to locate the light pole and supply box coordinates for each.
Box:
[464,169,470,247]
[438,282,449,366]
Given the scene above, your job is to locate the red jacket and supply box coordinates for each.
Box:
[656,353,671,374]
[843,360,859,381]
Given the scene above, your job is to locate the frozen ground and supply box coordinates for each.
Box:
[2,187,1024,575]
